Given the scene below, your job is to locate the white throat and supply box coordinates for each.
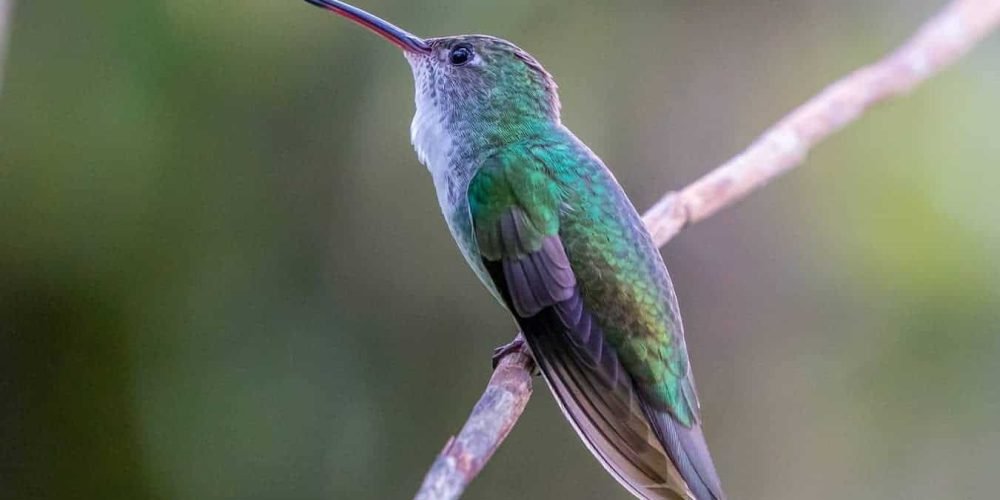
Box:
[410,93,454,180]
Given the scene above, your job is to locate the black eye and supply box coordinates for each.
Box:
[449,45,473,66]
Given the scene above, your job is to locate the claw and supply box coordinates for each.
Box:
[492,334,538,375]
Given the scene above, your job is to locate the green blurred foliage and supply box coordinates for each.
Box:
[1,1,998,499]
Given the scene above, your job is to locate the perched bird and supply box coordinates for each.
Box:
[304,2,726,498]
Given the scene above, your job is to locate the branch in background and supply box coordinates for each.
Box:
[643,0,1000,246]
[414,1,1000,499]
[0,1,13,96]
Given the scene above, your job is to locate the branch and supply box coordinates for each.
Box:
[414,336,534,500]
[644,0,1000,247]
[414,1,1000,498]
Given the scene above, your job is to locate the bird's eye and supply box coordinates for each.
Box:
[449,45,473,66]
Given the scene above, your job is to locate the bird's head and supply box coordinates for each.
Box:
[306,0,561,158]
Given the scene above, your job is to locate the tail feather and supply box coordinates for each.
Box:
[527,321,688,499]
[646,407,725,500]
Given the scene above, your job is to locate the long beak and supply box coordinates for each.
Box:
[304,0,431,53]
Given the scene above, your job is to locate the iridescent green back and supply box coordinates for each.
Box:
[534,133,698,425]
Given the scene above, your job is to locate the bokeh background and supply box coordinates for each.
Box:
[2,0,999,498]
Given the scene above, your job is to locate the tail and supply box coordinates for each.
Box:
[644,406,726,500]
[526,324,687,499]
[518,293,726,499]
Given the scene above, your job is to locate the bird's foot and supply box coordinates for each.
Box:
[491,334,539,375]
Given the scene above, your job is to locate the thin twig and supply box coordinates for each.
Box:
[413,336,533,500]
[414,1,1000,498]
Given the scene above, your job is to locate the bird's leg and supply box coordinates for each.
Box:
[491,336,525,367]
[491,333,538,375]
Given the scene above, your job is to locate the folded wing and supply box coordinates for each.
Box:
[469,151,724,499]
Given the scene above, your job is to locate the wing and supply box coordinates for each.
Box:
[469,146,724,500]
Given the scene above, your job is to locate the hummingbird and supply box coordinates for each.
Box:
[304,2,726,498]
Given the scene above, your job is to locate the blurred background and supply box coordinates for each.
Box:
[1,0,998,499]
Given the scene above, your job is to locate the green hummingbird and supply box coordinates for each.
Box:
[305,2,726,498]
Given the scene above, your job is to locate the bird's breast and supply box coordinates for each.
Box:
[410,107,502,302]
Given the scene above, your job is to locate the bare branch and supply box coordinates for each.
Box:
[644,0,1000,246]
[414,335,534,500]
[414,1,1000,499]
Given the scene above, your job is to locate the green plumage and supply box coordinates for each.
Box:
[469,138,698,427]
